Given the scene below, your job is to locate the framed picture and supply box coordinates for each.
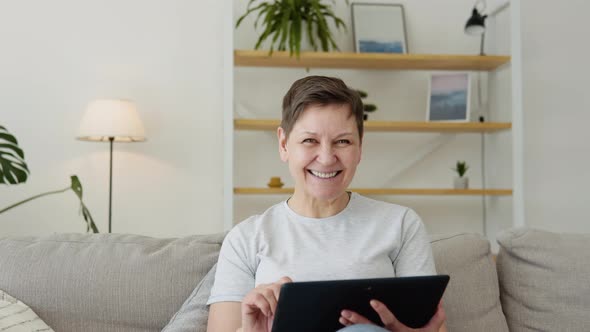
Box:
[427,73,471,122]
[351,3,408,54]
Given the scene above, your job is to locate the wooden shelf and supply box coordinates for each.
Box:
[234,188,513,196]
[235,119,511,133]
[234,50,510,71]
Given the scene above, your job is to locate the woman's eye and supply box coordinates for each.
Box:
[336,139,351,145]
[302,138,316,144]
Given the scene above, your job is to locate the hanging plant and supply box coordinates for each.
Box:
[236,0,347,57]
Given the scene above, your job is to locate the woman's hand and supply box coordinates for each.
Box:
[339,300,446,332]
[241,276,293,332]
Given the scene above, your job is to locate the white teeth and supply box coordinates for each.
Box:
[310,170,338,179]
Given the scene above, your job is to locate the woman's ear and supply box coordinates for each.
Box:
[277,127,288,162]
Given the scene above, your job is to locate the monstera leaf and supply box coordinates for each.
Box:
[0,125,29,184]
[70,175,99,233]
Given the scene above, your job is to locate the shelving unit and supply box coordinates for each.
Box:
[232,51,513,203]
[225,1,524,240]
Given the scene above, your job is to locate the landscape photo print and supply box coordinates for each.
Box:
[427,73,471,122]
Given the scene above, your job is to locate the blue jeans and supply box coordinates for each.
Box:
[337,324,389,332]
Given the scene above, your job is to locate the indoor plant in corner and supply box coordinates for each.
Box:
[453,161,469,189]
[0,125,99,232]
[236,0,347,57]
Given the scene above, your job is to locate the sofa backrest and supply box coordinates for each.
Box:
[497,228,590,332]
[431,233,509,332]
[1,231,511,332]
[0,232,224,332]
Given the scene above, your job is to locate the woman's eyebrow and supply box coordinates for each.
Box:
[334,132,353,138]
[295,131,354,137]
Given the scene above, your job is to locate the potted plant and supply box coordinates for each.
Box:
[236,0,347,57]
[453,161,469,189]
[0,125,98,232]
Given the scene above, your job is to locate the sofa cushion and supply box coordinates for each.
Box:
[497,228,590,332]
[430,233,508,332]
[0,289,55,332]
[162,264,216,332]
[0,232,225,332]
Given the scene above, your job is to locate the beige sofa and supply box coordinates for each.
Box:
[0,228,588,331]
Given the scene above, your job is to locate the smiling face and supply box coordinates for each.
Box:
[278,103,362,203]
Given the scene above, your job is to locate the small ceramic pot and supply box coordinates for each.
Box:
[453,176,469,189]
[267,177,284,188]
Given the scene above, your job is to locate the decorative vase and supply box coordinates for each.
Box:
[267,177,284,188]
[453,176,469,189]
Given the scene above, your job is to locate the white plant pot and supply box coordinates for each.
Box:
[454,176,469,189]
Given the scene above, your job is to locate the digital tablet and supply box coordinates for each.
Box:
[271,275,449,332]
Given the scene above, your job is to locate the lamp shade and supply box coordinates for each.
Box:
[464,8,487,35]
[77,99,146,142]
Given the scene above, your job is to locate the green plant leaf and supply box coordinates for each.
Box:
[0,126,30,184]
[254,4,280,50]
[305,13,318,50]
[356,90,368,98]
[291,1,302,57]
[236,2,268,29]
[0,175,99,233]
[453,161,469,177]
[364,104,377,112]
[277,4,292,52]
[70,175,99,233]
[254,3,275,30]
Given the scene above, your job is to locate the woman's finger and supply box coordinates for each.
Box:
[423,301,446,330]
[370,299,402,329]
[270,276,292,301]
[340,309,374,325]
[243,289,276,316]
[278,276,293,284]
[258,287,279,315]
[339,316,353,327]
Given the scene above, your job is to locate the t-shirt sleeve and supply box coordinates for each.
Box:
[391,209,437,276]
[207,224,257,305]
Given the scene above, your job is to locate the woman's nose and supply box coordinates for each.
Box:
[317,144,337,164]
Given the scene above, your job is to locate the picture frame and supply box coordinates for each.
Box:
[351,3,408,54]
[427,73,471,122]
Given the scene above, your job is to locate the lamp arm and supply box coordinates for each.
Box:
[488,2,510,17]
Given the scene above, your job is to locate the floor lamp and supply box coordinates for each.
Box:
[77,99,146,233]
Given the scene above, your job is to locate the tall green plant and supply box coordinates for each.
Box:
[0,125,99,233]
[236,0,347,57]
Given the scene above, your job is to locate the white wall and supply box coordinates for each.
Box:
[3,0,587,238]
[521,0,590,233]
[233,0,514,238]
[0,0,226,236]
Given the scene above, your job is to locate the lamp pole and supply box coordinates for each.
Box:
[108,136,114,233]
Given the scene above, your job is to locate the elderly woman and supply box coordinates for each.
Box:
[207,76,447,332]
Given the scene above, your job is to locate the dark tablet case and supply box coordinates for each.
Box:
[271,275,449,332]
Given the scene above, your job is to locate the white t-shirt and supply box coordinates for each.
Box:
[207,193,436,305]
